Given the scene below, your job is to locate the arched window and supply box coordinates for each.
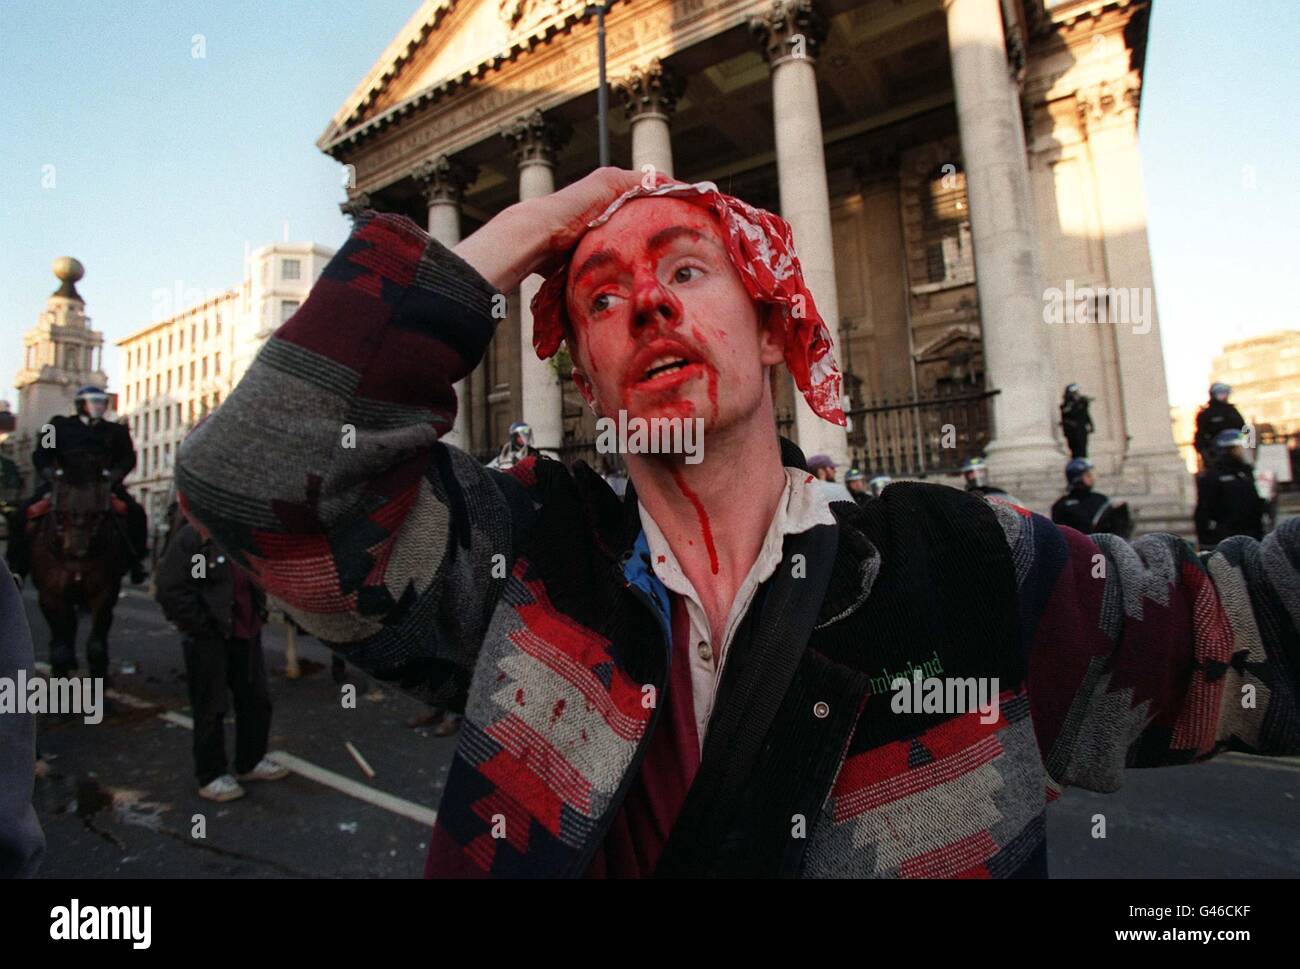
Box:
[921,165,974,286]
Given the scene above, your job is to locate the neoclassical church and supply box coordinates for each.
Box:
[319,0,1188,522]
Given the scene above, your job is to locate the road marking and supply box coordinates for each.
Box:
[266,751,438,827]
[32,662,438,827]
[1221,753,1300,774]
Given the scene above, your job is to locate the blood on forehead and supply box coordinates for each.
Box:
[566,199,726,296]
[530,178,846,426]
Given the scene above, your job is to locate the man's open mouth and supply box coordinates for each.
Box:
[627,339,710,392]
[641,357,693,381]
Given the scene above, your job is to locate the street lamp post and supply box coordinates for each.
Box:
[587,2,612,167]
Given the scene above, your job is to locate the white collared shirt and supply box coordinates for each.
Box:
[637,466,839,751]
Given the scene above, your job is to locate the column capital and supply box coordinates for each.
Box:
[339,192,371,221]
[612,58,685,121]
[412,155,478,205]
[1073,73,1142,134]
[749,0,828,67]
[501,109,570,168]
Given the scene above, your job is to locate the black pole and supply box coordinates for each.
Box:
[596,2,609,167]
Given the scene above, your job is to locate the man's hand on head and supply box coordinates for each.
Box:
[453,167,643,293]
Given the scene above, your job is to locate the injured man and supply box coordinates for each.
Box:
[175,168,1300,878]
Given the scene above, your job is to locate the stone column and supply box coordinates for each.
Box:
[613,58,684,178]
[750,0,849,469]
[943,0,1058,473]
[1075,79,1180,460]
[502,110,569,454]
[414,155,478,449]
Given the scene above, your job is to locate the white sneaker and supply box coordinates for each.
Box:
[237,757,290,782]
[199,774,246,802]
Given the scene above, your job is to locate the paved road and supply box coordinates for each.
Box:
[24,584,1300,878]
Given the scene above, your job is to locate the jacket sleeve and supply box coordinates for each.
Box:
[153,525,216,640]
[989,503,1300,795]
[174,211,526,711]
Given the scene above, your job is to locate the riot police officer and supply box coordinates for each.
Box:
[1051,458,1132,537]
[1059,384,1094,459]
[1194,383,1246,468]
[844,468,872,508]
[1195,428,1266,547]
[487,421,557,470]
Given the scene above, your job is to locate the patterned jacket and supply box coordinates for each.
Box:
[176,212,1300,878]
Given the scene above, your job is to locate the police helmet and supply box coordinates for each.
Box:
[1065,457,1093,486]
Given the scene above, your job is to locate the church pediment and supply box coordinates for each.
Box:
[322,0,592,147]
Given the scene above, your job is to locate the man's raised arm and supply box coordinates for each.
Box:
[175,169,642,710]
[991,502,1300,795]
[174,211,512,709]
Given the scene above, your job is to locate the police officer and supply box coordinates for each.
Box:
[867,474,892,499]
[1195,428,1266,547]
[1051,458,1132,538]
[1194,383,1246,467]
[1059,384,1094,459]
[960,456,1026,508]
[11,386,148,582]
[843,468,872,508]
[960,456,1003,497]
[487,421,558,470]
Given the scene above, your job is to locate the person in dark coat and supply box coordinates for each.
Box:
[154,515,288,802]
[1194,382,1247,467]
[1195,428,1266,548]
[1051,458,1131,538]
[1059,384,1093,459]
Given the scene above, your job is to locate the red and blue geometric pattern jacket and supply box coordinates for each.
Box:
[176,211,1300,878]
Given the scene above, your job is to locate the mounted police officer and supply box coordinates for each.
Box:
[1195,428,1266,548]
[1051,458,1132,538]
[10,386,148,583]
[1194,382,1246,468]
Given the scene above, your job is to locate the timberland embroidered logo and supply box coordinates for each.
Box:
[868,652,944,696]
[890,671,1001,725]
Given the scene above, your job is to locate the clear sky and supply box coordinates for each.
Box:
[1,0,1295,414]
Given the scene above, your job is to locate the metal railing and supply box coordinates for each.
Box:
[844,387,998,477]
[467,387,997,478]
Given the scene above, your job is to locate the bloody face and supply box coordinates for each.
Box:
[563,197,783,435]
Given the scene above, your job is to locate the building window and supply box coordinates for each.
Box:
[203,321,208,342]
[920,164,974,286]
[202,357,208,379]
[176,402,183,425]
[164,442,171,466]
[214,352,221,375]
[282,259,301,280]
[215,312,222,336]
[190,323,196,345]
[190,361,195,384]
[281,300,301,323]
